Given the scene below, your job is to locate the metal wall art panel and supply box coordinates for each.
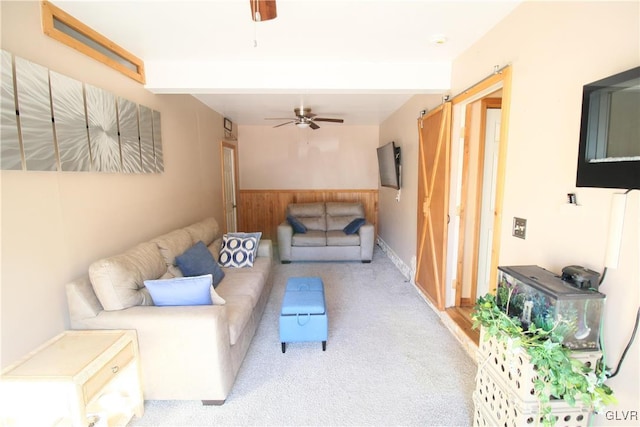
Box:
[138,105,155,173]
[152,109,163,172]
[50,71,91,171]
[14,56,57,171]
[0,50,22,170]
[118,97,142,173]
[85,84,120,173]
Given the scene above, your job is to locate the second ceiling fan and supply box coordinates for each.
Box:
[267,108,344,130]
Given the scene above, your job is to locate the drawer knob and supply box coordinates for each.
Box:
[111,365,119,374]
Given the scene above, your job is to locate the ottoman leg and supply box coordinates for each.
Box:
[322,341,326,351]
[281,342,286,353]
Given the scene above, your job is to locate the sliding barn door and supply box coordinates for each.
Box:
[415,103,451,310]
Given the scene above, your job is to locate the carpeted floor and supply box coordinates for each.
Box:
[129,246,477,426]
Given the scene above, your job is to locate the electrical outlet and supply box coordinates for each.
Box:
[513,217,527,239]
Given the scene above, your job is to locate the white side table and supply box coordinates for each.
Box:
[0,330,144,426]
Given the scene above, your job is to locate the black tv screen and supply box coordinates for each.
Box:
[377,141,401,189]
[576,66,640,189]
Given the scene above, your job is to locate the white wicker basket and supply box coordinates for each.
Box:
[477,327,601,404]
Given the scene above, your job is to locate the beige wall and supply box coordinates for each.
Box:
[453,2,638,423]
[237,124,379,189]
[378,94,442,269]
[0,2,227,366]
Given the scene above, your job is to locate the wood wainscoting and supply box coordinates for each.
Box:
[237,189,379,243]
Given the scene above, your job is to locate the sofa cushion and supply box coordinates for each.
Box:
[326,230,361,246]
[176,241,225,287]
[326,202,365,217]
[288,203,326,231]
[89,241,164,310]
[216,270,265,308]
[327,215,362,231]
[288,202,325,217]
[292,230,327,247]
[144,274,225,306]
[183,217,219,247]
[219,234,257,268]
[343,218,366,235]
[223,294,254,346]
[151,229,194,276]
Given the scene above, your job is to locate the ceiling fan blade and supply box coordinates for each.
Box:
[313,118,344,123]
[309,121,320,130]
[273,121,294,128]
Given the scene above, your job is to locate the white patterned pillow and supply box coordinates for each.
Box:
[218,234,257,268]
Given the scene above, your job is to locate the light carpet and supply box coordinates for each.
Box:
[129,247,477,426]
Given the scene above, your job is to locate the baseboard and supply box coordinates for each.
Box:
[376,237,414,284]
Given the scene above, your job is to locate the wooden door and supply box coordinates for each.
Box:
[416,102,451,310]
[221,143,238,233]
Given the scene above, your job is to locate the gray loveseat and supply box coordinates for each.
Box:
[65,217,272,404]
[277,202,374,263]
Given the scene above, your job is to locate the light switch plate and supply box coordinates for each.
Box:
[513,217,527,239]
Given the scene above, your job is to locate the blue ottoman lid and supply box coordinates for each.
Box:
[281,291,325,315]
[286,277,324,292]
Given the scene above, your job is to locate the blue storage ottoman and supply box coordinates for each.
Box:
[279,277,328,353]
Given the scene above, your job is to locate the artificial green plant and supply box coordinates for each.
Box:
[472,293,616,426]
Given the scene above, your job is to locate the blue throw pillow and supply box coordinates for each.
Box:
[287,215,307,233]
[176,241,225,287]
[343,218,366,235]
[144,275,214,306]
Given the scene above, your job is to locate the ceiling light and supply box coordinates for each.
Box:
[430,34,448,45]
[295,122,310,129]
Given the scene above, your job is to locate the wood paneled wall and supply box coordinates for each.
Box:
[237,189,379,242]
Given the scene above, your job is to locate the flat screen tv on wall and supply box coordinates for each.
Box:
[576,66,640,189]
[377,141,401,189]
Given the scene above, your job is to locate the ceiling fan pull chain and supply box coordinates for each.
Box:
[253,20,258,47]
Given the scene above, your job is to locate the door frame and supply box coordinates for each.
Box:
[220,141,239,233]
[446,66,512,307]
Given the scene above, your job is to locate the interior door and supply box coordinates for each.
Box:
[415,102,451,311]
[222,143,238,233]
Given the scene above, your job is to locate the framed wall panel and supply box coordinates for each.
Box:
[0,49,22,170]
[14,56,57,171]
[85,84,120,172]
[139,105,154,173]
[152,109,163,172]
[118,97,142,173]
[50,71,90,171]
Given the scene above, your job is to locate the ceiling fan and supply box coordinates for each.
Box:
[266,108,344,130]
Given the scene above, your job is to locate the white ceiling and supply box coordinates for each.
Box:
[51,0,522,126]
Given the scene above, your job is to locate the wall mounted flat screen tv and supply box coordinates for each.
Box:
[576,66,640,189]
[377,141,401,189]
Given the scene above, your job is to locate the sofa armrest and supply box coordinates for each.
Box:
[359,223,375,261]
[257,239,273,259]
[277,222,293,262]
[72,304,235,400]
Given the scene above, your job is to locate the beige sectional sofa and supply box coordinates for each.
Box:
[277,202,374,263]
[65,217,273,404]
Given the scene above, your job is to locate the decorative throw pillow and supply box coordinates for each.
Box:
[287,215,307,233]
[226,232,262,259]
[175,241,225,287]
[343,217,366,235]
[219,234,257,268]
[144,274,225,306]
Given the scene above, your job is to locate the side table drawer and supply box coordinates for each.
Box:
[83,341,134,404]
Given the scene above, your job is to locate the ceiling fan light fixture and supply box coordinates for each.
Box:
[295,122,310,129]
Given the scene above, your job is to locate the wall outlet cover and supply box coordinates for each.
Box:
[513,217,527,239]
